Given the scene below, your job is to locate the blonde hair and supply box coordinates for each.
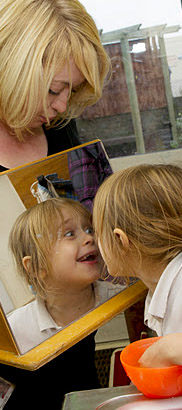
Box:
[93,164,182,277]
[0,0,111,140]
[9,198,91,298]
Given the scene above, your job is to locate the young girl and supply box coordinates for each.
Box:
[8,197,123,354]
[93,163,182,341]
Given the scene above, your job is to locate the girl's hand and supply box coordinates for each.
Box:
[139,333,182,368]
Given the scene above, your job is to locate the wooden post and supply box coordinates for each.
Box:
[120,36,145,153]
[158,34,178,144]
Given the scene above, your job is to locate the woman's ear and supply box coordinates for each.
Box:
[22,256,31,272]
[113,228,129,250]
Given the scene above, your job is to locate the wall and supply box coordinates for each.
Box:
[0,176,33,312]
[110,147,182,171]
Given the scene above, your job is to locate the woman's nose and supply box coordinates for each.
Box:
[50,89,69,113]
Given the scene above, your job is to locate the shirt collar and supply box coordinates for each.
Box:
[35,296,62,332]
[145,252,182,319]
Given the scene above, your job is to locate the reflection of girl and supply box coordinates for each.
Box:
[93,164,182,339]
[0,0,110,170]
[8,198,123,354]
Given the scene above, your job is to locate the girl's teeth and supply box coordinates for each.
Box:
[79,254,95,262]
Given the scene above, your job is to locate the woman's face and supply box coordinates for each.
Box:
[28,59,85,128]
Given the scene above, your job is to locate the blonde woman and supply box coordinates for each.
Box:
[93,164,182,341]
[0,0,110,171]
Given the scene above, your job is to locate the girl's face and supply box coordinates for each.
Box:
[98,238,113,274]
[28,59,85,128]
[98,237,134,278]
[47,208,101,291]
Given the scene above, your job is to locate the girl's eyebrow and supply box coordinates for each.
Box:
[52,80,70,85]
[64,218,71,224]
[64,218,75,227]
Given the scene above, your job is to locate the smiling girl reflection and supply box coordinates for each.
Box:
[8,198,123,354]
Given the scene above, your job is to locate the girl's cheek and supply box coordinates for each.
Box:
[98,239,105,262]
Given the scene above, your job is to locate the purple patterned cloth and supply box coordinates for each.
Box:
[68,141,113,212]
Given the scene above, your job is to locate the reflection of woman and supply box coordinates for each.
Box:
[0,0,110,172]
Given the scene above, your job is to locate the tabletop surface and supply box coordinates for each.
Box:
[62,384,140,409]
[62,384,182,409]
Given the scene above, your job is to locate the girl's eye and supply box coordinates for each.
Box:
[64,231,75,237]
[48,89,60,96]
[71,88,77,95]
[85,227,94,235]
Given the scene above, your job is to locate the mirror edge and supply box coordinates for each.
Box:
[0,304,20,355]
[0,281,147,370]
[0,139,101,177]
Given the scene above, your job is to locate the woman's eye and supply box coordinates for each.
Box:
[85,227,93,235]
[48,89,60,96]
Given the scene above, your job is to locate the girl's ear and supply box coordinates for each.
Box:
[22,256,47,281]
[113,228,129,250]
[22,256,31,272]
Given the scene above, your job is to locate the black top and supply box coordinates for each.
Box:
[0,332,100,410]
[0,119,81,172]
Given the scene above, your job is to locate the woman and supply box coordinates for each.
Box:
[0,0,110,171]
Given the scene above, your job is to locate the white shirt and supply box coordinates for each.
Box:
[8,281,125,354]
[144,252,182,336]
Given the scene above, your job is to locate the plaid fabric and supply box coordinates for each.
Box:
[68,141,113,212]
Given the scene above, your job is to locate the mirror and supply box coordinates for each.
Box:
[0,140,127,355]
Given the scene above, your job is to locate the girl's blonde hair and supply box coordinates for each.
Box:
[0,0,111,140]
[93,164,182,277]
[9,198,91,298]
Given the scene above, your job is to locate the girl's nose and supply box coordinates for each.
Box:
[50,88,69,113]
[82,231,94,246]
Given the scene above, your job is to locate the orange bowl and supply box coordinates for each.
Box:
[120,337,182,399]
